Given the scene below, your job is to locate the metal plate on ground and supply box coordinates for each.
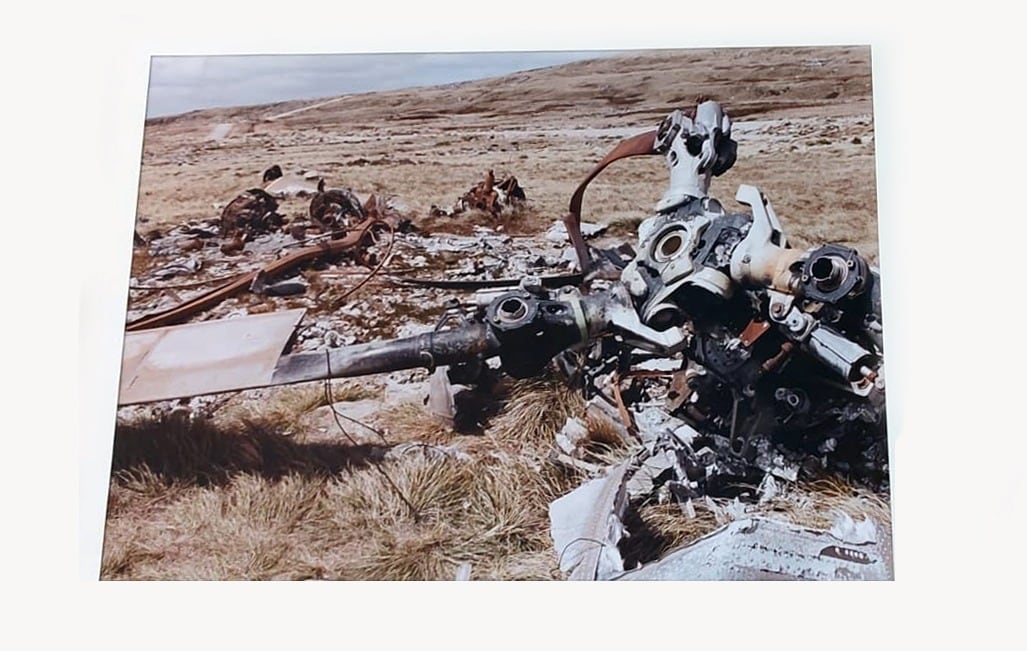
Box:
[117,309,306,405]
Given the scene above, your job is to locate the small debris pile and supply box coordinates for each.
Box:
[262,164,283,183]
[307,179,366,233]
[128,203,573,343]
[219,188,285,252]
[432,170,526,219]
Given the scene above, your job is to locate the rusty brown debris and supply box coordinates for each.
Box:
[308,179,367,232]
[219,188,285,245]
[451,170,526,219]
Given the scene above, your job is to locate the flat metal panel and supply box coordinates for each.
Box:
[118,309,306,405]
[614,517,892,581]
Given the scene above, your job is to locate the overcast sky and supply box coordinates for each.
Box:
[146,51,621,118]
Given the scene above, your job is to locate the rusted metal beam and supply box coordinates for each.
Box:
[564,129,658,273]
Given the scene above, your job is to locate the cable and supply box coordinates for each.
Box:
[323,350,421,523]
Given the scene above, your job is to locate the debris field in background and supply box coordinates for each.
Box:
[431,170,526,219]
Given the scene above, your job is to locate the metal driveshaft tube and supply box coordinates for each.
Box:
[269,323,504,385]
[269,285,689,386]
[269,288,619,386]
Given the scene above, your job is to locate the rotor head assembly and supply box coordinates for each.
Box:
[654,100,738,210]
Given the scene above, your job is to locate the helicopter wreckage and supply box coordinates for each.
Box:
[119,100,892,580]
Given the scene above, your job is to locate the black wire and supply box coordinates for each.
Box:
[326,403,390,445]
[323,350,421,523]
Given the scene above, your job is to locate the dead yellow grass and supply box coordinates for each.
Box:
[371,401,456,446]
[208,381,381,433]
[489,374,586,451]
[104,452,579,580]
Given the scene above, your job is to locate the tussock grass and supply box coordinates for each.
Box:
[489,374,586,452]
[103,377,890,581]
[103,442,581,580]
[315,454,577,580]
[103,473,331,580]
[213,382,379,432]
[102,375,589,580]
[372,401,455,445]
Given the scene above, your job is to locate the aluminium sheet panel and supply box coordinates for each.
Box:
[117,309,306,405]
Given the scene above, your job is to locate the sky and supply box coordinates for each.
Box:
[146,51,622,118]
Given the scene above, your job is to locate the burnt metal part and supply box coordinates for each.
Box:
[453,170,526,218]
[270,323,502,385]
[250,271,308,297]
[262,165,283,183]
[614,517,891,580]
[496,175,526,201]
[690,211,750,271]
[800,244,869,303]
[219,188,284,241]
[804,324,878,381]
[362,193,413,232]
[485,291,588,378]
[549,461,631,580]
[739,318,771,347]
[308,180,367,232]
[654,101,737,211]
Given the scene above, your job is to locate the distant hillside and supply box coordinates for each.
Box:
[145,46,872,131]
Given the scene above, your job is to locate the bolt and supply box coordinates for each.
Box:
[742,254,751,264]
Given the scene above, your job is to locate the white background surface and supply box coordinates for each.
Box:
[4,0,1023,648]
